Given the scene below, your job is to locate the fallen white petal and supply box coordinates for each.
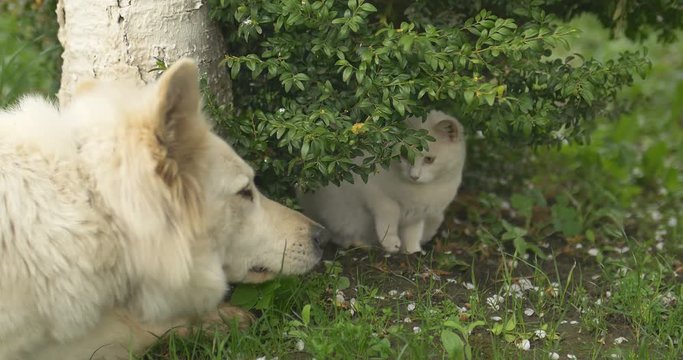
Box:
[518,278,535,291]
[334,292,345,306]
[486,295,505,311]
[613,336,628,344]
[668,217,678,227]
[515,339,531,351]
[661,291,677,306]
[651,210,663,221]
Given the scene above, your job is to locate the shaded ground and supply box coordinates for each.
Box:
[300,178,682,358]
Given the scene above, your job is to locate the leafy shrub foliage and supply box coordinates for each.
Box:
[207,0,676,198]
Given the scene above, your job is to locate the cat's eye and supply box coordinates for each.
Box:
[424,156,436,164]
[238,185,254,201]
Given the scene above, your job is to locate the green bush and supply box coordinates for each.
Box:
[0,0,61,107]
[207,0,678,199]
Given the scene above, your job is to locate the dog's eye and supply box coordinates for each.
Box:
[424,156,436,164]
[238,186,254,201]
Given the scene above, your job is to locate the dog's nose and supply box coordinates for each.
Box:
[311,224,330,249]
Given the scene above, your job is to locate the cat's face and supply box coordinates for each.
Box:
[395,110,465,184]
[398,151,440,183]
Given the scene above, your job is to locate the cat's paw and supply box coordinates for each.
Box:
[403,243,423,254]
[381,235,401,253]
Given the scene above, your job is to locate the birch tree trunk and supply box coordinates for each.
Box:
[56,0,230,106]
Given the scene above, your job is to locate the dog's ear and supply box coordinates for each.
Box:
[122,58,208,288]
[155,58,201,134]
[433,115,462,142]
[152,58,207,189]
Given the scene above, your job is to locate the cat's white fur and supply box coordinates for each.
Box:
[299,110,466,253]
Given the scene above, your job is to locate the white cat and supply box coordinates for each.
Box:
[298,110,466,253]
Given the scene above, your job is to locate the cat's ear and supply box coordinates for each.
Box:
[434,118,462,142]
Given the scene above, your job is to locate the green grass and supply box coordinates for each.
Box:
[2,11,682,360]
[0,7,60,107]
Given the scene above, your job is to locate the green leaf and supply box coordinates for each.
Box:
[336,276,350,290]
[398,35,414,52]
[463,90,475,104]
[359,2,377,12]
[301,304,311,326]
[501,220,527,240]
[392,97,405,116]
[551,202,582,237]
[466,320,486,334]
[301,141,310,157]
[585,229,595,242]
[229,285,259,309]
[443,319,466,333]
[504,317,516,332]
[441,330,465,360]
[230,61,241,79]
[513,236,529,255]
[483,92,496,106]
[342,67,353,82]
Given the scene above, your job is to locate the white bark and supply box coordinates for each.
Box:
[56,0,230,106]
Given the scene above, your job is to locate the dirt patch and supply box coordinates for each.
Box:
[316,234,639,358]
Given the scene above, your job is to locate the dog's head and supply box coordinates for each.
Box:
[201,134,327,283]
[67,58,324,287]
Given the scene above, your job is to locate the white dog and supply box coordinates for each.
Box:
[0,58,326,359]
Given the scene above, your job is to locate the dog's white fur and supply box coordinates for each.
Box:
[0,58,324,359]
[299,110,466,253]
